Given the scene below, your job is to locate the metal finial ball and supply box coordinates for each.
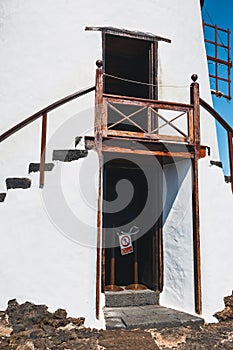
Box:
[191,74,198,82]
[96,59,103,68]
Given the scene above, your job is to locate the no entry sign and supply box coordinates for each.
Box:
[119,233,133,255]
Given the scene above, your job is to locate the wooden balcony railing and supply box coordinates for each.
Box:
[95,60,201,150]
[102,94,193,143]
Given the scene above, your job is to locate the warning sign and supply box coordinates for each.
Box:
[119,233,133,255]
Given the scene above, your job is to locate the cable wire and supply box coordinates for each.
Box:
[104,73,189,88]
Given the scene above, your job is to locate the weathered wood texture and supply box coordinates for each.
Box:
[102,145,193,158]
[39,113,47,188]
[101,93,194,142]
[190,79,202,315]
[103,93,193,110]
[95,60,104,320]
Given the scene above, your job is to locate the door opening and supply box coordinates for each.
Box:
[104,34,157,99]
[102,155,163,291]
[103,34,158,133]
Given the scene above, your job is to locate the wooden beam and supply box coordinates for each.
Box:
[190,76,202,315]
[102,144,194,158]
[95,60,104,134]
[39,113,47,188]
[96,149,102,320]
[103,93,193,111]
[95,60,103,320]
[85,26,171,43]
[192,158,202,315]
[106,129,189,143]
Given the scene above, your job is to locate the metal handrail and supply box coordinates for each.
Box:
[0,85,95,187]
[0,86,95,144]
[200,98,233,133]
[200,97,233,193]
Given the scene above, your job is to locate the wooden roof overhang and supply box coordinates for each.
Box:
[85,26,171,43]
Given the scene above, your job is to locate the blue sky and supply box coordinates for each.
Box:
[202,0,233,175]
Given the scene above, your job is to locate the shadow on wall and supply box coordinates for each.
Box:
[163,159,191,224]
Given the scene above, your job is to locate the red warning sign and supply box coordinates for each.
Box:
[119,233,133,255]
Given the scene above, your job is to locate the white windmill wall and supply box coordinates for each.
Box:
[0,0,233,326]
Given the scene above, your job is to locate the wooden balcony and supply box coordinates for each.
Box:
[93,60,205,160]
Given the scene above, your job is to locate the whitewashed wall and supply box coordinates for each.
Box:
[0,0,233,326]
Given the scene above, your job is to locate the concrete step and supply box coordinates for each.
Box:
[0,193,6,202]
[52,149,88,162]
[75,136,82,147]
[6,178,31,190]
[28,162,55,173]
[105,288,159,307]
[104,305,204,330]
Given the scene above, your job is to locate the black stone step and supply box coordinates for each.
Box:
[6,178,31,190]
[105,288,160,307]
[75,136,82,147]
[0,193,6,202]
[104,305,204,330]
[52,150,88,162]
[28,162,55,173]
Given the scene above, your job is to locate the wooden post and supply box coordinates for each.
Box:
[190,74,202,315]
[101,228,106,292]
[39,112,47,188]
[105,233,123,292]
[95,59,103,320]
[228,131,233,193]
[95,59,104,135]
[188,109,194,144]
[190,74,201,151]
[125,239,147,291]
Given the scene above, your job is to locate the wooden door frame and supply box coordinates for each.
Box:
[101,153,164,292]
[102,32,158,100]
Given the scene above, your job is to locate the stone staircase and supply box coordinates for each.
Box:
[104,288,204,330]
[0,144,87,203]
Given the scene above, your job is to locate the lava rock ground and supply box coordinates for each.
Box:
[0,295,233,349]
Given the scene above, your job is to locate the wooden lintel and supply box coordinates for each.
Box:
[101,145,193,158]
[85,136,208,160]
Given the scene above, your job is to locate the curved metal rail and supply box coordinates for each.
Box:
[0,86,95,143]
[0,85,95,187]
[200,97,233,193]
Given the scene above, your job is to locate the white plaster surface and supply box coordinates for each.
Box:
[161,160,195,315]
[0,0,233,326]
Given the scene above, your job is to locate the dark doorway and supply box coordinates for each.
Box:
[102,155,163,291]
[103,34,157,99]
[103,34,157,133]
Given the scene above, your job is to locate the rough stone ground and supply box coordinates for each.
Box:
[1,293,233,350]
